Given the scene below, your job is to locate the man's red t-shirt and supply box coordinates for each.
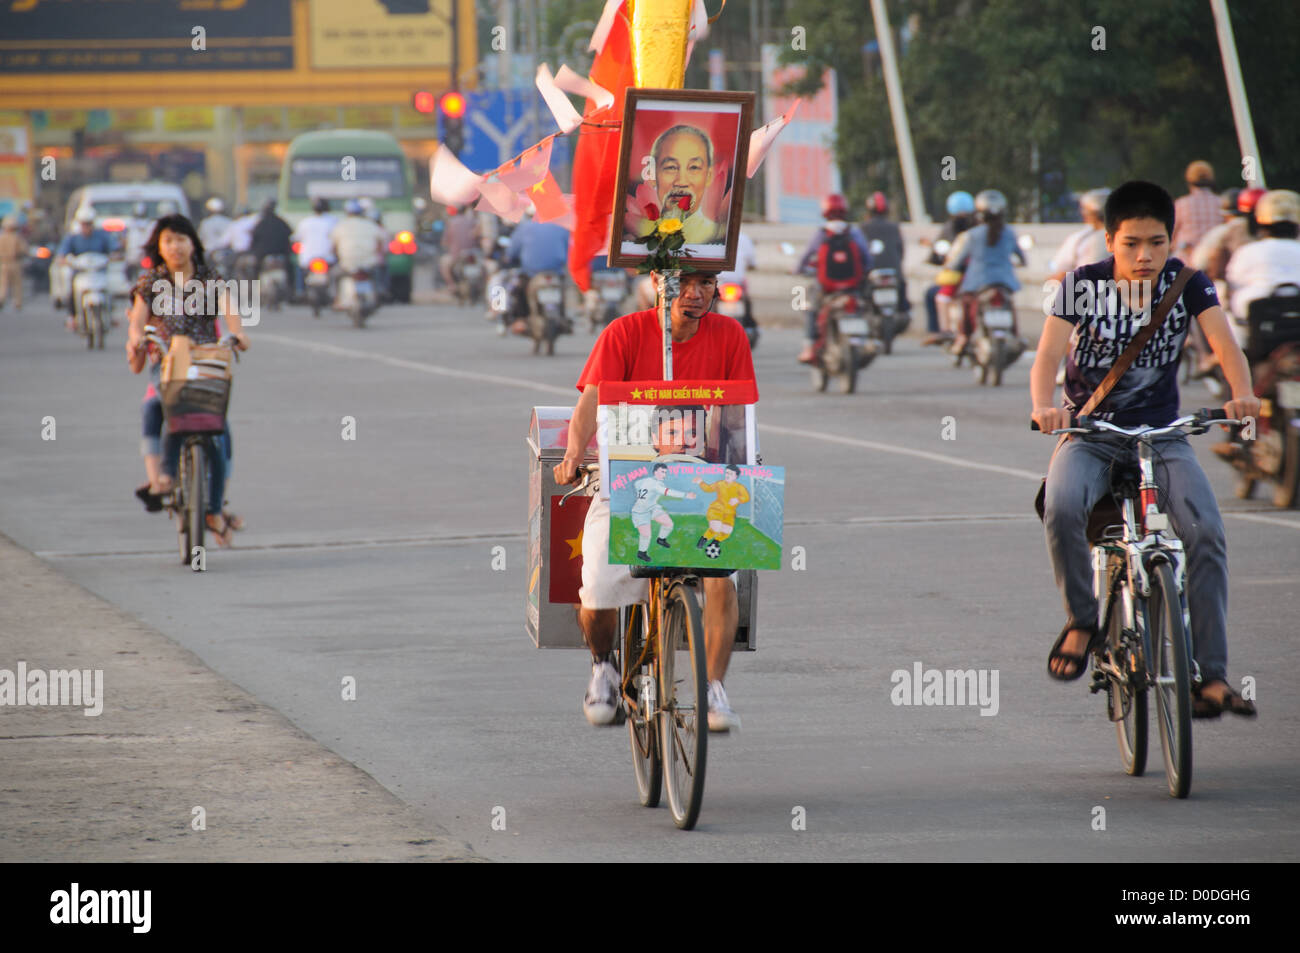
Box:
[574,310,758,393]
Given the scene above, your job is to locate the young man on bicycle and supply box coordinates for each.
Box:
[1030,181,1259,717]
[554,270,756,731]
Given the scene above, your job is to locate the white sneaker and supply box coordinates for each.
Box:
[707,680,741,732]
[583,660,620,725]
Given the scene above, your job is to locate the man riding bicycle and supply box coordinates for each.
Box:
[554,270,756,732]
[1030,180,1259,717]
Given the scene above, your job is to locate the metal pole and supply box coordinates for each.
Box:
[451,0,460,89]
[869,0,930,223]
[1210,0,1265,188]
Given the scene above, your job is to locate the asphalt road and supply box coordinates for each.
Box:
[2,290,1297,862]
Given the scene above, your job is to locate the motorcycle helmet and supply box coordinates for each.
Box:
[1079,188,1110,216]
[1219,188,1241,215]
[1237,187,1267,216]
[75,207,96,224]
[974,189,1007,218]
[345,199,364,215]
[157,201,179,216]
[205,197,225,214]
[868,191,888,215]
[1254,190,1300,226]
[946,191,975,216]
[822,193,849,221]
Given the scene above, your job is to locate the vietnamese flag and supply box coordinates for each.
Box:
[567,1,636,293]
[549,495,590,604]
[529,171,569,223]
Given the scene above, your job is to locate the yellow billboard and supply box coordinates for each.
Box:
[310,0,453,70]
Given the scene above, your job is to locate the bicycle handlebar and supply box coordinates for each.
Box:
[557,463,599,506]
[1030,409,1234,435]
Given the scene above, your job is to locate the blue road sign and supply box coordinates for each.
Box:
[440,88,571,176]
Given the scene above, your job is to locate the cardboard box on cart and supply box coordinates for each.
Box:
[526,404,759,650]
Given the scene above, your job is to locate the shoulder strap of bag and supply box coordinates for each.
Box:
[1079,266,1194,417]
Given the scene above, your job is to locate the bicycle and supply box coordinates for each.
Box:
[1034,409,1239,799]
[560,464,718,829]
[144,326,240,569]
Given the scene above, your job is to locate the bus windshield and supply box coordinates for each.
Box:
[288,156,407,200]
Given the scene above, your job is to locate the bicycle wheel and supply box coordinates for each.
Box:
[1106,564,1147,776]
[175,450,190,566]
[185,440,205,568]
[1148,561,1192,798]
[622,603,661,808]
[658,581,707,830]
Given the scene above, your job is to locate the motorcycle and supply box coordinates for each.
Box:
[24,243,53,298]
[67,251,111,350]
[259,254,288,312]
[336,268,378,328]
[716,279,759,350]
[453,249,488,306]
[305,258,332,317]
[1211,283,1300,508]
[953,284,1024,386]
[233,252,260,284]
[586,267,630,333]
[522,270,570,356]
[866,267,907,354]
[487,266,528,336]
[810,286,879,394]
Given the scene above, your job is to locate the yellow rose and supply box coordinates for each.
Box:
[656,218,683,235]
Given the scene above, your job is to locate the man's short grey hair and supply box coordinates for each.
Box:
[651,125,714,169]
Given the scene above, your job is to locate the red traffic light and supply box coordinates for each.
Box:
[439,91,467,119]
[412,91,436,114]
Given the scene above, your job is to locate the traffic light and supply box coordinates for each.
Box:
[439,90,467,156]
[411,90,436,115]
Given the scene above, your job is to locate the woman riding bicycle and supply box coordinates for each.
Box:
[943,189,1026,355]
[125,213,249,546]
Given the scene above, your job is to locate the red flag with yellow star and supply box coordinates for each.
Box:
[529,171,569,223]
[548,495,590,604]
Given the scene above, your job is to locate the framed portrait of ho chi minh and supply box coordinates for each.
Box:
[609,88,755,272]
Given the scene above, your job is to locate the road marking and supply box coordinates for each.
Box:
[1220,511,1300,531]
[37,531,524,560]
[759,422,1043,480]
[255,332,574,397]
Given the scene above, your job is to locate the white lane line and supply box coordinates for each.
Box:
[759,422,1043,480]
[255,332,574,398]
[253,333,1300,533]
[37,531,524,560]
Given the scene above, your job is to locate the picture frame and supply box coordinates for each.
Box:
[608,88,755,272]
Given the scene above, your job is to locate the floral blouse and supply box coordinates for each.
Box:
[131,262,225,345]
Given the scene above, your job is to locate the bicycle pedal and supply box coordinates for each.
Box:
[1088,671,1107,694]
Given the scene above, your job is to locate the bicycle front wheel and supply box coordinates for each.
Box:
[622,603,661,808]
[658,581,707,830]
[1149,561,1192,798]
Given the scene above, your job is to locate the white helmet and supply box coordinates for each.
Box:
[974,189,1008,217]
[1079,188,1110,215]
[75,207,96,224]
[206,197,225,214]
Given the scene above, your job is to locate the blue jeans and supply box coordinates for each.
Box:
[1042,433,1229,682]
[924,284,941,333]
[162,422,231,517]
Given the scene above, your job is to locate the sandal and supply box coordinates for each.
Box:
[1195,680,1257,719]
[135,484,164,513]
[223,511,244,532]
[1047,624,1099,682]
[205,513,233,548]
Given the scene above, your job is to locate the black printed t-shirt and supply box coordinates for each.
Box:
[1051,256,1219,426]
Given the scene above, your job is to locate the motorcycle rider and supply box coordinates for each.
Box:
[198,197,232,252]
[1224,189,1300,346]
[794,194,871,364]
[921,191,978,343]
[505,205,572,334]
[944,189,1026,356]
[0,215,27,311]
[1048,189,1110,284]
[291,197,337,297]
[250,198,295,295]
[359,198,391,300]
[1172,160,1221,260]
[440,205,481,289]
[329,199,387,303]
[860,191,910,315]
[221,206,259,277]
[55,207,116,331]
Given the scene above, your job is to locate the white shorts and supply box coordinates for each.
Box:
[630,504,668,529]
[578,493,737,612]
